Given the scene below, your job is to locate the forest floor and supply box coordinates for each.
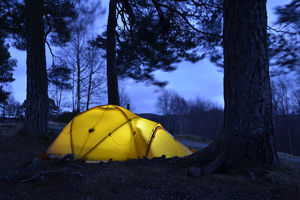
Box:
[0,120,300,200]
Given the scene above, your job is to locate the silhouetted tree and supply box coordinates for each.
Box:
[4,95,21,118]
[1,0,77,135]
[48,98,59,119]
[59,0,102,111]
[157,89,188,115]
[268,0,299,75]
[292,78,300,114]
[119,82,131,109]
[156,90,173,115]
[156,89,188,135]
[84,44,106,110]
[65,28,87,112]
[0,37,16,104]
[293,89,300,114]
[48,62,72,111]
[23,0,49,135]
[209,0,300,75]
[272,76,294,155]
[220,0,276,169]
[191,0,277,173]
[0,4,16,103]
[62,33,106,111]
[95,0,222,105]
[106,0,120,105]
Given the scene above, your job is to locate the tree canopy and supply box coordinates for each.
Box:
[0,38,16,104]
[94,0,222,86]
[0,0,77,50]
[268,0,300,75]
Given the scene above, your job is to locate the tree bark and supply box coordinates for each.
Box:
[106,0,120,105]
[24,0,48,135]
[192,0,277,172]
[221,0,277,168]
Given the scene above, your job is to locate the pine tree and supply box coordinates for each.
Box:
[0,37,16,104]
[190,0,276,173]
[94,0,222,105]
[269,0,300,75]
[23,0,48,135]
[1,0,77,135]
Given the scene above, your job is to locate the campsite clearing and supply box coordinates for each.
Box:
[0,120,300,200]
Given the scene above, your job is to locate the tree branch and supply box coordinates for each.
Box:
[45,40,56,68]
[268,25,298,35]
[43,6,52,42]
[151,1,221,38]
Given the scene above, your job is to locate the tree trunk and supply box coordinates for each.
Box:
[191,0,277,173]
[72,65,76,112]
[285,116,294,155]
[58,87,62,112]
[86,65,93,110]
[106,0,120,105]
[2,104,6,118]
[24,0,48,136]
[76,34,81,112]
[221,0,276,168]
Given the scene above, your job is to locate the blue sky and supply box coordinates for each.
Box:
[9,0,291,114]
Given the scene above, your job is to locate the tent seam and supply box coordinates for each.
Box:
[80,116,139,160]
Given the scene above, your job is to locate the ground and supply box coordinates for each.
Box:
[0,120,300,200]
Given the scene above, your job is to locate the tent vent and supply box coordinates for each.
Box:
[88,128,95,133]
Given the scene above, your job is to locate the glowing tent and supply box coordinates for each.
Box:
[46,105,192,161]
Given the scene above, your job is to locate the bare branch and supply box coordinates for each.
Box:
[45,40,56,68]
[44,13,52,41]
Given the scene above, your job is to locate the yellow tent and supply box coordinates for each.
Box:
[46,105,192,161]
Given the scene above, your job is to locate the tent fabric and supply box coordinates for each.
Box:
[46,105,192,161]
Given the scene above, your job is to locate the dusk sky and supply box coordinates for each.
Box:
[9,0,290,114]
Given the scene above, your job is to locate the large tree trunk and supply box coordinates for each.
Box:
[191,0,277,173]
[106,0,120,105]
[24,0,48,135]
[221,0,276,169]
